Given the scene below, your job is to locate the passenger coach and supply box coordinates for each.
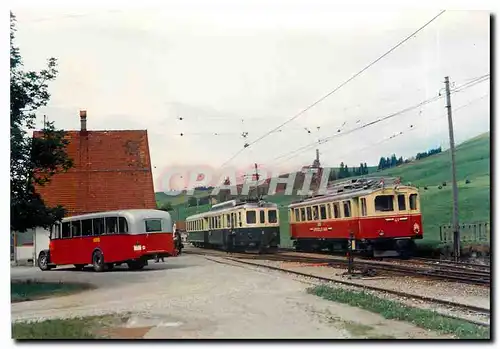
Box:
[38,209,177,272]
[186,199,280,252]
[288,177,423,257]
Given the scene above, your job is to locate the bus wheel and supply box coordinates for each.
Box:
[74,264,85,271]
[38,250,53,271]
[92,250,105,272]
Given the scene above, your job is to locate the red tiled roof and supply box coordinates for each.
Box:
[33,129,156,217]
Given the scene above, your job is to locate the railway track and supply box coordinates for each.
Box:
[201,255,490,327]
[184,247,490,285]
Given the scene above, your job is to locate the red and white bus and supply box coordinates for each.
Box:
[38,209,177,272]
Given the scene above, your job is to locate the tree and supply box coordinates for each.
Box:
[187,196,198,207]
[158,202,173,211]
[10,12,73,232]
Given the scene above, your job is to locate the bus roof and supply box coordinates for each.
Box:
[61,209,172,222]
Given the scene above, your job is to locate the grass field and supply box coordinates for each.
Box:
[156,132,490,247]
[11,280,92,303]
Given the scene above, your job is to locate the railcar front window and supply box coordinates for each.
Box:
[409,194,418,210]
[145,219,162,232]
[306,207,312,221]
[268,210,278,223]
[294,209,300,222]
[246,210,256,224]
[260,210,265,224]
[375,195,394,212]
[398,195,406,211]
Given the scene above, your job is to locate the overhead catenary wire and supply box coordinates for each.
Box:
[269,74,490,166]
[219,10,447,168]
[275,91,489,168]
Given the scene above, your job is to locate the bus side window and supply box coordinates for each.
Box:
[82,219,93,236]
[62,222,71,238]
[105,217,118,234]
[119,217,128,233]
[93,218,104,236]
[71,221,81,237]
[52,224,61,239]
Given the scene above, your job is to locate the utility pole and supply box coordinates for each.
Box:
[254,163,260,200]
[444,76,460,261]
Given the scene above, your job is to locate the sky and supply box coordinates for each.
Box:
[12,4,490,191]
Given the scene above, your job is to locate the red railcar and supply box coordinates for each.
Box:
[38,209,177,272]
[288,178,423,257]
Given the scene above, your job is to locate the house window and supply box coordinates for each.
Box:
[398,195,406,211]
[246,210,256,224]
[410,194,418,210]
[268,210,278,223]
[319,205,327,220]
[145,219,162,232]
[375,195,394,212]
[82,219,93,236]
[361,198,367,216]
[343,201,352,218]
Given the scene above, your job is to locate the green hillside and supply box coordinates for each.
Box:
[156,132,490,247]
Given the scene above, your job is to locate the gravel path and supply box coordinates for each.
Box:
[236,259,491,324]
[11,255,449,339]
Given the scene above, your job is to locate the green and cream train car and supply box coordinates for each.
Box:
[185,199,280,252]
